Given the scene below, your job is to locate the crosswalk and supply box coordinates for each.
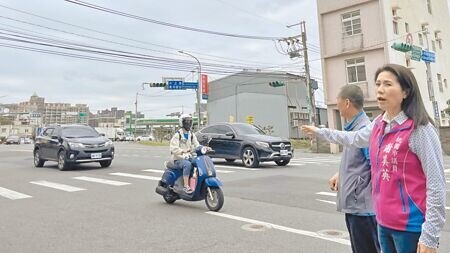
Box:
[2,155,444,201]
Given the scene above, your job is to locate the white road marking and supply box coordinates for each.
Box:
[30,181,85,192]
[142,169,234,174]
[0,187,32,200]
[1,149,32,152]
[110,172,160,180]
[288,163,306,166]
[446,206,450,210]
[444,169,450,173]
[73,176,131,186]
[214,165,260,171]
[316,199,336,205]
[316,192,337,197]
[206,212,349,246]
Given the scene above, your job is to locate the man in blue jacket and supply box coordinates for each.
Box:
[328,85,380,253]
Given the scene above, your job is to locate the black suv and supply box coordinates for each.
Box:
[196,123,293,168]
[34,124,114,170]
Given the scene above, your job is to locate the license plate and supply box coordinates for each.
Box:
[91,153,102,159]
[280,150,288,156]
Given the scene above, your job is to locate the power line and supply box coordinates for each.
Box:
[65,0,283,41]
[0,4,289,67]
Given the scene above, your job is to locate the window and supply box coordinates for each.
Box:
[427,0,432,14]
[406,58,411,67]
[444,79,448,89]
[431,40,436,51]
[418,33,424,46]
[405,22,409,33]
[346,57,367,83]
[393,21,399,35]
[342,10,361,36]
[437,74,443,92]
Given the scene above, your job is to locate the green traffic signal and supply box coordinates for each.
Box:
[269,81,285,87]
[150,82,166,87]
[391,42,412,52]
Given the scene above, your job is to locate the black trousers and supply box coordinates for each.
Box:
[345,213,381,253]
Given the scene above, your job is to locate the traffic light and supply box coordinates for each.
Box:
[269,81,285,87]
[391,42,412,52]
[149,82,166,88]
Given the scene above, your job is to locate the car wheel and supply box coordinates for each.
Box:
[241,146,259,168]
[57,151,70,171]
[33,149,45,167]
[225,159,235,163]
[275,159,290,166]
[99,160,112,168]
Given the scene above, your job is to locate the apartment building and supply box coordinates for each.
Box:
[17,93,89,125]
[317,0,450,152]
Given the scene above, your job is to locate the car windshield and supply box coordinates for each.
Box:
[233,124,265,135]
[62,127,99,138]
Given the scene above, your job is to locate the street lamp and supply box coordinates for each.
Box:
[178,50,201,130]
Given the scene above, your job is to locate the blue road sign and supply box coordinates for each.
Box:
[421,50,435,63]
[167,80,184,90]
[183,82,198,89]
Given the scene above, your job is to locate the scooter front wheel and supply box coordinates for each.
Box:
[205,187,224,212]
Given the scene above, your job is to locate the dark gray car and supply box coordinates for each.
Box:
[33,124,114,170]
[196,123,293,168]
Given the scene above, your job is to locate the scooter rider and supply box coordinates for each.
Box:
[169,114,200,194]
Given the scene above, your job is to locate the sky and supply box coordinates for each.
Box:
[1,1,448,119]
[0,0,324,118]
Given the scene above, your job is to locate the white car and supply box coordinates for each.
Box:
[136,135,154,141]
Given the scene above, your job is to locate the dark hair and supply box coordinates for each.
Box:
[374,64,433,127]
[338,84,364,110]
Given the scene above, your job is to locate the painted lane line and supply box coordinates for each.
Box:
[0,187,32,200]
[445,169,450,173]
[110,172,160,180]
[446,206,450,210]
[288,163,306,166]
[206,212,349,246]
[30,181,85,192]
[316,192,337,197]
[142,169,234,174]
[214,165,260,171]
[316,199,337,205]
[73,176,131,186]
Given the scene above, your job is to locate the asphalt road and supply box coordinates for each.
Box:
[1,142,449,253]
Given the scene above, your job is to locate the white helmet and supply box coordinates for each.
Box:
[179,114,193,131]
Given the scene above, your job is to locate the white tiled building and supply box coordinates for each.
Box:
[317,0,450,153]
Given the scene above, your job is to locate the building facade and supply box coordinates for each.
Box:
[207,71,318,139]
[17,93,89,125]
[317,0,450,152]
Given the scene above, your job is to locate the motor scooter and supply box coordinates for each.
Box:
[155,145,224,211]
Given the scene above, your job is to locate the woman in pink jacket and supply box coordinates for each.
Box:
[302,64,446,253]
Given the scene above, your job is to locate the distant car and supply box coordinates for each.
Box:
[196,123,293,168]
[20,137,33,144]
[6,135,20,144]
[124,135,135,141]
[33,124,114,170]
[136,135,154,141]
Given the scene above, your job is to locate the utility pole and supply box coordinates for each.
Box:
[300,21,316,126]
[283,21,316,126]
[422,24,440,127]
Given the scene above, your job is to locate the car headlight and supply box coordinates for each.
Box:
[255,141,269,148]
[68,142,84,148]
[105,140,113,146]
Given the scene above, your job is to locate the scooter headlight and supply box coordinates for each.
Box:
[201,146,207,155]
